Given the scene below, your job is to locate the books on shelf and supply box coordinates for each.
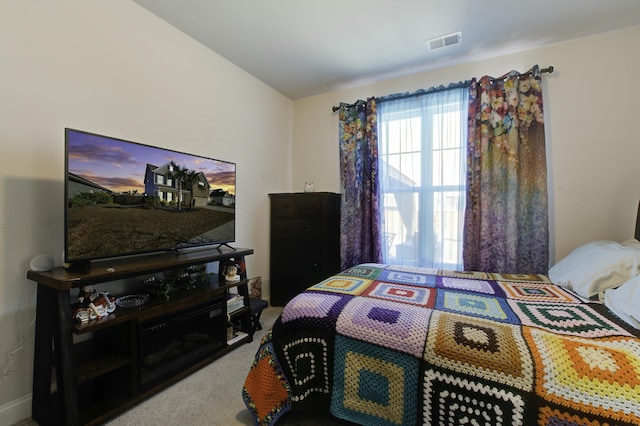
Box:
[226,293,245,314]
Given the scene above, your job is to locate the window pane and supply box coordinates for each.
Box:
[383,153,421,189]
[434,191,463,266]
[441,148,462,186]
[386,117,421,153]
[436,111,462,149]
[381,191,419,264]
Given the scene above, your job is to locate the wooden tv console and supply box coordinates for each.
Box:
[27,246,254,426]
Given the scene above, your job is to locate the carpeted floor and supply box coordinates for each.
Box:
[16,306,348,426]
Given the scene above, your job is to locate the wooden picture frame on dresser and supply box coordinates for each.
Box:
[269,192,340,306]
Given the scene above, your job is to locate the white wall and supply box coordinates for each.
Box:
[293,25,640,265]
[0,1,292,423]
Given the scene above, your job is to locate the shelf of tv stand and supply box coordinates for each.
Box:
[76,351,131,384]
[27,246,255,426]
[71,276,253,334]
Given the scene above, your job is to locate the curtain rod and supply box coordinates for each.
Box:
[331,65,554,112]
[490,65,554,82]
[332,99,366,113]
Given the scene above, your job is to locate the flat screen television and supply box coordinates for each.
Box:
[64,128,236,268]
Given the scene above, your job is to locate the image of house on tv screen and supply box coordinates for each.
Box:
[65,129,236,262]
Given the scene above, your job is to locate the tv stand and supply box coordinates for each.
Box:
[214,242,236,250]
[27,246,254,426]
[63,259,92,274]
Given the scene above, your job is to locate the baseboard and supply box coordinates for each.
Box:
[0,394,31,425]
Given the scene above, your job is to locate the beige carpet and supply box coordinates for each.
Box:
[18,306,347,426]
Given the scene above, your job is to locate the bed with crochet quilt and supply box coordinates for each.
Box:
[243,227,640,425]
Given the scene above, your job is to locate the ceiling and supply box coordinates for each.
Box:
[132,0,640,99]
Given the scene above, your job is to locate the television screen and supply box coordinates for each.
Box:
[64,128,236,265]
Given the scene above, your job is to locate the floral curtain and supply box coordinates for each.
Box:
[338,98,382,269]
[463,65,549,274]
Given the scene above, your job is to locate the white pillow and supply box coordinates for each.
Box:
[548,240,640,298]
[604,274,640,329]
[622,238,640,248]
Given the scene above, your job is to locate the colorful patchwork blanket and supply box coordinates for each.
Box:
[242,264,640,426]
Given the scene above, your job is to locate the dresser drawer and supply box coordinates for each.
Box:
[270,263,327,306]
[271,239,323,261]
[271,219,322,237]
[296,195,323,216]
[270,195,297,218]
[271,194,324,218]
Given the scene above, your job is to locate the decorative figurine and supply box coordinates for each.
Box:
[223,264,240,282]
[78,286,96,306]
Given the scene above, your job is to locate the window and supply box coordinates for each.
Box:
[378,87,468,270]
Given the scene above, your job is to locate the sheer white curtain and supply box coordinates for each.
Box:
[378,86,468,270]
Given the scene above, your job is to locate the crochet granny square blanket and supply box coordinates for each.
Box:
[242,264,640,426]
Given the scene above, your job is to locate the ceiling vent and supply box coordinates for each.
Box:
[426,31,462,50]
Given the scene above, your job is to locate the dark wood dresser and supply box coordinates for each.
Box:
[269,192,341,306]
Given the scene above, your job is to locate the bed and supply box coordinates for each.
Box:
[242,217,640,425]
